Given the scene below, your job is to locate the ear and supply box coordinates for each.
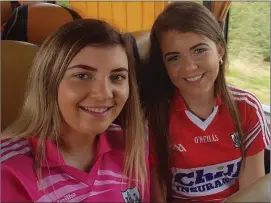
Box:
[216,43,225,59]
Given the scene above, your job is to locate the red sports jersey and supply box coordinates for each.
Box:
[149,85,270,202]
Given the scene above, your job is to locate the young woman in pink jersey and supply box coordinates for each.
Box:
[140,1,270,202]
[1,19,149,202]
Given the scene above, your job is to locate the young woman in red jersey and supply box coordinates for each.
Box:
[140,2,270,202]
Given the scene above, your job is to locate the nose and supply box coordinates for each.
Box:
[181,55,198,71]
[89,79,113,100]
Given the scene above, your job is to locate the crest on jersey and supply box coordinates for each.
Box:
[231,132,240,148]
[122,187,141,203]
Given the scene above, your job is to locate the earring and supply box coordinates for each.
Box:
[219,58,223,65]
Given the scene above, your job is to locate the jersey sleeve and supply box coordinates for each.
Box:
[243,94,270,156]
[1,165,32,202]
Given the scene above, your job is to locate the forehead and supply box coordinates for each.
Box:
[161,31,216,50]
[68,45,128,69]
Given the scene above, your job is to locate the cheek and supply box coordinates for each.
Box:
[206,53,219,68]
[166,65,183,84]
[114,83,129,106]
[58,82,83,110]
[207,58,220,76]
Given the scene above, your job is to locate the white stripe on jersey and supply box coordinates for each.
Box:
[1,137,21,148]
[0,147,30,162]
[36,170,128,202]
[244,121,260,142]
[38,173,79,191]
[94,180,127,186]
[0,140,28,154]
[97,169,128,179]
[231,96,270,148]
[245,127,261,150]
[244,122,261,148]
[229,87,270,148]
[229,86,270,136]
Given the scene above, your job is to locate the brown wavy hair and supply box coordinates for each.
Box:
[141,1,244,196]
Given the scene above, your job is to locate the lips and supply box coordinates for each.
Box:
[80,106,108,113]
[184,74,204,82]
[79,106,113,114]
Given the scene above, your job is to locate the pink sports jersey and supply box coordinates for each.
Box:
[1,124,150,202]
[149,85,270,202]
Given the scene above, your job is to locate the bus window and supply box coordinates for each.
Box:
[226,2,270,106]
[56,1,69,8]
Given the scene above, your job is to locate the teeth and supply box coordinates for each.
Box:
[185,74,203,82]
[82,107,108,113]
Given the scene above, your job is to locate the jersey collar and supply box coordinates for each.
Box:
[28,127,122,168]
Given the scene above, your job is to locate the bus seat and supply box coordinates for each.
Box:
[130,30,150,63]
[1,2,12,25]
[1,40,39,131]
[69,2,168,32]
[2,3,81,45]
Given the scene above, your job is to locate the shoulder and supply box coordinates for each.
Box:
[228,85,263,112]
[227,85,268,131]
[1,140,34,202]
[1,137,33,165]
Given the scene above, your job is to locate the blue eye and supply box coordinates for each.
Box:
[74,73,91,79]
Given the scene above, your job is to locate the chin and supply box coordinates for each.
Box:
[82,122,113,135]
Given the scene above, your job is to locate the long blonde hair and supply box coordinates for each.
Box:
[2,19,147,190]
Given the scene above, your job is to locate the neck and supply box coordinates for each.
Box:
[181,89,216,119]
[59,125,98,172]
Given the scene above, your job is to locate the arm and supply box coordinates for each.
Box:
[238,93,270,189]
[238,150,265,189]
[225,173,270,202]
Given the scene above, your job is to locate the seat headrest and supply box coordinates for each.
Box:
[1,40,39,130]
[130,30,150,62]
[27,3,79,44]
[1,2,12,24]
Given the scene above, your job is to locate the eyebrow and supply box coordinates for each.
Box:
[189,42,209,50]
[163,43,210,59]
[111,67,128,73]
[68,64,97,71]
[67,64,128,73]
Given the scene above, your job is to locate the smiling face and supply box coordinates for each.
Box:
[58,45,129,136]
[161,31,224,98]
